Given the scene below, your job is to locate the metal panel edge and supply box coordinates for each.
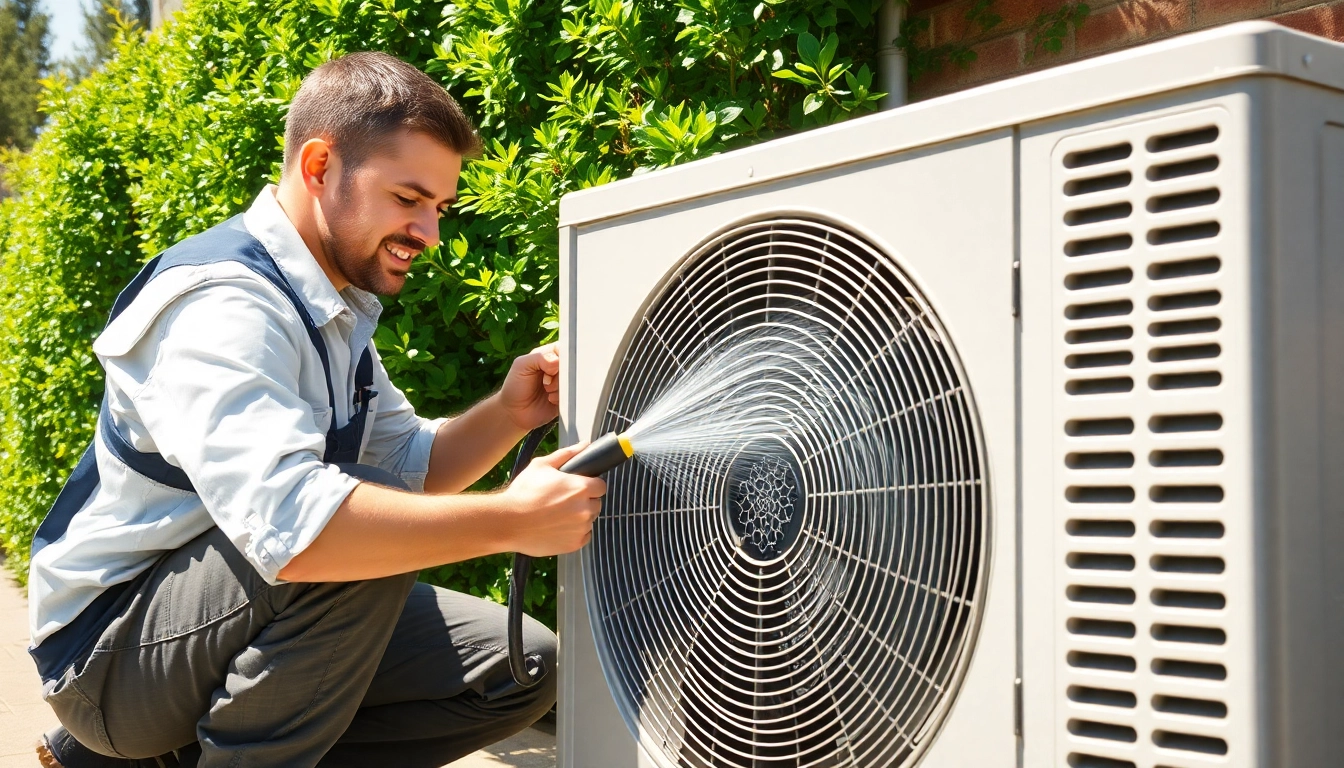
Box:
[559,22,1343,231]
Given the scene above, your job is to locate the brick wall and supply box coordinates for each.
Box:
[907,0,1344,99]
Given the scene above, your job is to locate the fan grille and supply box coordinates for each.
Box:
[586,218,990,768]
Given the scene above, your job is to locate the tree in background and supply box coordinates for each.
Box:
[0,0,50,151]
[65,0,150,81]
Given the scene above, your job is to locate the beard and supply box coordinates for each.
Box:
[319,181,425,296]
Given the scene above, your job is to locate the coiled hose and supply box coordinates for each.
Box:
[506,422,634,687]
[506,420,556,688]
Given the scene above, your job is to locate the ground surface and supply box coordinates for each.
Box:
[0,559,555,767]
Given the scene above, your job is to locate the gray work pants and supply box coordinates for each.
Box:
[42,466,556,767]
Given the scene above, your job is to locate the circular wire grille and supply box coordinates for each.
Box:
[587,218,989,768]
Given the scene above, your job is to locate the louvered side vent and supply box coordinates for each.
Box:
[1052,109,1247,768]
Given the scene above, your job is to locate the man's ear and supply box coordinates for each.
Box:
[298,138,336,197]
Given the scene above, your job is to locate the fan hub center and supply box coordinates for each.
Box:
[724,449,804,561]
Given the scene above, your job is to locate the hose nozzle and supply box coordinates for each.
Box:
[559,431,633,477]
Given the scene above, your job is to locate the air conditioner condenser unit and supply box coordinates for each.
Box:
[555,22,1344,768]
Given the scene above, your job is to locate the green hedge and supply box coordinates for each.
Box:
[0,0,886,628]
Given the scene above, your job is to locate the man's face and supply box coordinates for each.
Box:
[318,130,462,296]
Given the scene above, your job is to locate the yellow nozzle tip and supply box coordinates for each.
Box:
[617,433,634,458]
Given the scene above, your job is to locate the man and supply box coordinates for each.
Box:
[28,52,603,767]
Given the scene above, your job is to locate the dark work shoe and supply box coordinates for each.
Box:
[39,727,189,768]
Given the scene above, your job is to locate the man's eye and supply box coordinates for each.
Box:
[395,195,416,207]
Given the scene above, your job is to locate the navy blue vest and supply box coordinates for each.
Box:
[30,214,375,680]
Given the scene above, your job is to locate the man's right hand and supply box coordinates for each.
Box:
[501,442,607,557]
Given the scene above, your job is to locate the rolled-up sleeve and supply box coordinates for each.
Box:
[131,284,359,584]
[359,345,446,493]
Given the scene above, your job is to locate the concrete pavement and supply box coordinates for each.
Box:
[0,559,55,768]
[0,558,555,767]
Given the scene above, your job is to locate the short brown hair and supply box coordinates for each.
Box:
[283,51,480,171]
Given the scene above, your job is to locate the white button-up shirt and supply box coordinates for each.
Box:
[29,186,444,647]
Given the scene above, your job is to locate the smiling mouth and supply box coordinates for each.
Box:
[384,241,419,264]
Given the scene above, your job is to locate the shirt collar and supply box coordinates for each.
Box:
[242,185,382,327]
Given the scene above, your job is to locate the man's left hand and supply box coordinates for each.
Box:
[498,342,561,431]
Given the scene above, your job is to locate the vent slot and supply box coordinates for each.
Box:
[1149,290,1221,312]
[1066,234,1134,257]
[1152,589,1226,610]
[1067,351,1134,369]
[1152,623,1227,645]
[1150,449,1224,467]
[1149,222,1221,246]
[1149,413,1222,433]
[1067,417,1135,436]
[1148,256,1221,280]
[1067,326,1134,345]
[1150,371,1221,390]
[1147,188,1220,213]
[1152,555,1225,574]
[1068,585,1137,605]
[1066,171,1133,196]
[1152,694,1228,719]
[1066,143,1133,168]
[1151,519,1224,538]
[1066,300,1133,320]
[1150,485,1224,504]
[1069,685,1138,708]
[1066,202,1133,226]
[1066,267,1134,290]
[1149,317,1220,337]
[1149,343,1220,363]
[1153,658,1227,680]
[1066,452,1135,469]
[1067,486,1136,503]
[1069,651,1137,673]
[1069,754,1135,768]
[1148,156,1219,181]
[1068,618,1137,638]
[1067,519,1136,537]
[1069,719,1138,743]
[1147,126,1219,153]
[1068,552,1137,571]
[1152,730,1228,755]
[1067,377,1135,396]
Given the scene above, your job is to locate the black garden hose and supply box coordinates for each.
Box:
[506,422,635,687]
[506,420,556,688]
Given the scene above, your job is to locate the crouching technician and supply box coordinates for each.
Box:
[27,51,603,767]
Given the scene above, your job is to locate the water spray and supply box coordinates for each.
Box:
[505,325,878,687]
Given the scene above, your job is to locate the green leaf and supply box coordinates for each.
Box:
[797,32,821,67]
[818,33,839,75]
[771,69,815,86]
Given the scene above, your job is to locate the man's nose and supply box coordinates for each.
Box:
[409,208,439,249]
